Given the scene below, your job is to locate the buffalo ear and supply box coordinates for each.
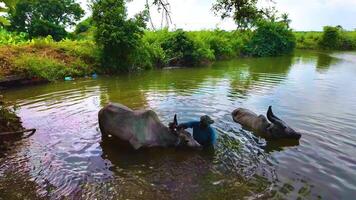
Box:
[174,114,178,126]
[267,106,287,128]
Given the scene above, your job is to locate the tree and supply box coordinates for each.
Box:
[8,0,84,40]
[92,0,147,71]
[212,0,276,30]
[280,13,291,28]
[0,0,17,26]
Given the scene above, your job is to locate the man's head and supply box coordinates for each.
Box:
[200,115,214,128]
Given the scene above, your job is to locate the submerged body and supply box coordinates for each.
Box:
[232,106,301,140]
[98,103,201,149]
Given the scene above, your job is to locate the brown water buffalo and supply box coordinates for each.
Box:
[232,106,301,140]
[98,103,201,149]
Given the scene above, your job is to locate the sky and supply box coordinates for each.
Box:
[79,0,356,31]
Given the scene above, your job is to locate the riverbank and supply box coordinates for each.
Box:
[1,28,355,86]
[0,37,99,85]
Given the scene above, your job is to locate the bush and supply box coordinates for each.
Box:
[319,26,356,50]
[160,29,215,66]
[14,54,91,81]
[319,26,341,50]
[244,20,296,56]
[0,29,29,45]
[161,30,196,65]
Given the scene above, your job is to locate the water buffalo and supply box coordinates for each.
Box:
[232,106,301,140]
[98,103,201,149]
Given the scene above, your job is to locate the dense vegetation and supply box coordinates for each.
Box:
[295,27,356,50]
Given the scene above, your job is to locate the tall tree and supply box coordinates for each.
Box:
[92,0,147,71]
[280,13,291,28]
[212,0,276,30]
[8,0,84,40]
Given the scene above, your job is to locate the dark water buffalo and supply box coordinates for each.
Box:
[98,103,201,149]
[232,106,301,140]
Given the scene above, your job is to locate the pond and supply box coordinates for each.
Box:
[1,50,356,199]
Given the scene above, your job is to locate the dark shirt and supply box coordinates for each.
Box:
[179,121,217,146]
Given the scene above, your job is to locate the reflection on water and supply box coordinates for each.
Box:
[1,50,356,199]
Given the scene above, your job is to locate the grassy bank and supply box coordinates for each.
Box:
[0,31,99,81]
[2,26,355,83]
[1,29,248,81]
[295,30,356,50]
[1,21,296,82]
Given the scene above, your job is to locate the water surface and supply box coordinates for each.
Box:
[1,50,356,199]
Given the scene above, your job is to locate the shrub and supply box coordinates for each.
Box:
[319,26,341,50]
[14,54,91,81]
[245,20,296,56]
[160,29,214,66]
[0,29,29,45]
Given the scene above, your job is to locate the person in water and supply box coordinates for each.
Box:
[177,115,217,147]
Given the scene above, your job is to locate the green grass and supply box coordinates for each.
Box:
[13,54,92,81]
[294,30,356,50]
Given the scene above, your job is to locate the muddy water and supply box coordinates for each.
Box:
[1,50,356,199]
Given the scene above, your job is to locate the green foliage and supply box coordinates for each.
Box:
[319,26,340,49]
[319,26,356,50]
[92,0,147,72]
[212,0,276,29]
[8,0,84,41]
[75,18,93,35]
[14,54,91,81]
[294,32,322,49]
[142,29,245,67]
[295,30,356,50]
[29,20,67,41]
[0,0,17,26]
[0,28,28,45]
[56,39,100,64]
[244,20,295,57]
[160,29,202,66]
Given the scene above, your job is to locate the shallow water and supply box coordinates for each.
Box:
[1,50,356,199]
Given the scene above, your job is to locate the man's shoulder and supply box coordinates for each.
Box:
[188,121,200,126]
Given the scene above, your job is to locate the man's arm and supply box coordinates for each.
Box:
[209,127,217,145]
[177,121,195,130]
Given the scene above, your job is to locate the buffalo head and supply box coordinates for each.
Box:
[266,106,301,140]
[169,114,201,148]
